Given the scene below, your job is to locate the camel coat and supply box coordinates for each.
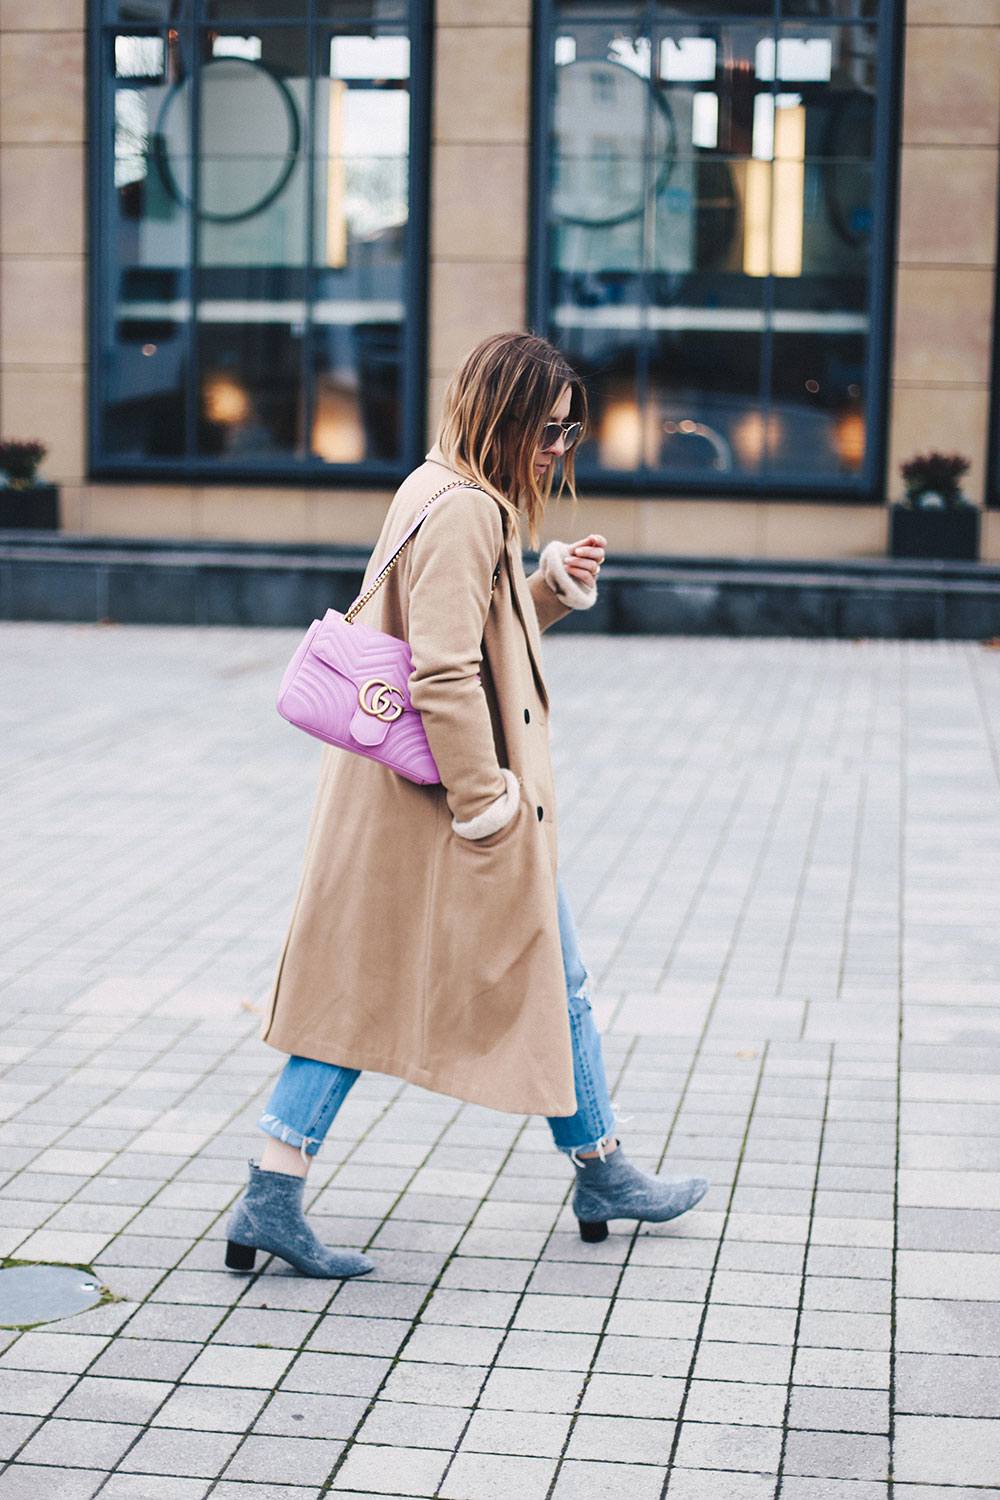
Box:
[260,446,579,1116]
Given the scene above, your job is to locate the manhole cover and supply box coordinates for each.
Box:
[0,1265,104,1328]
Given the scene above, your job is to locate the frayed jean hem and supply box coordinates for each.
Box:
[257,1111,323,1159]
[556,1131,616,1161]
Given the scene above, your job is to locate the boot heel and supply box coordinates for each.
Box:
[225,1240,257,1271]
[578,1219,608,1243]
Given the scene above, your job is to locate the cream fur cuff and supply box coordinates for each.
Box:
[538,541,598,610]
[452,768,520,840]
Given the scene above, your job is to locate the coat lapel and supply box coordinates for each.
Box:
[424,444,550,709]
[505,539,550,710]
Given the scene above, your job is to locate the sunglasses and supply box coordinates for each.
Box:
[539,420,582,453]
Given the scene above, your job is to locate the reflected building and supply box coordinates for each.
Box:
[100,14,416,474]
[546,23,876,487]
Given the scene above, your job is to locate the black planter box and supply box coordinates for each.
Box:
[0,484,59,530]
[889,503,979,561]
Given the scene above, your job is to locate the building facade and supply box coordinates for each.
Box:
[1,0,999,561]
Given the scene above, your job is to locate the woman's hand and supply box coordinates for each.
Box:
[564,534,607,589]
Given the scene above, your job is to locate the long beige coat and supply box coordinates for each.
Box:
[260,446,578,1116]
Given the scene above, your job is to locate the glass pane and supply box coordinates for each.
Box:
[647,149,767,476]
[553,62,672,232]
[652,339,768,476]
[549,21,648,477]
[782,1,878,18]
[652,2,878,15]
[567,340,642,475]
[547,0,884,488]
[198,317,304,460]
[781,20,878,94]
[187,30,310,459]
[655,2,775,16]
[767,332,867,476]
[96,6,419,474]
[309,27,410,463]
[311,322,403,463]
[314,0,408,19]
[205,1,307,18]
[105,2,190,19]
[150,31,309,259]
[801,155,873,278]
[559,1,644,19]
[101,32,192,460]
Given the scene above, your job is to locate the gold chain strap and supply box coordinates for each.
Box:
[343,481,480,624]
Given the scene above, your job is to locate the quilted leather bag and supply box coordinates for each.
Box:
[276,481,482,784]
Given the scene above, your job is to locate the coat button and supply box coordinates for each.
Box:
[537,806,543,821]
[524,709,531,724]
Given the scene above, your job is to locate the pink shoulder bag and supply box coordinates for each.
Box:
[276,481,482,784]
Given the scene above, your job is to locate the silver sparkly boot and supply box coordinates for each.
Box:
[225,1162,374,1278]
[572,1144,708,1242]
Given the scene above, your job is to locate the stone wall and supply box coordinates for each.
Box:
[891,0,1000,559]
[0,0,87,530]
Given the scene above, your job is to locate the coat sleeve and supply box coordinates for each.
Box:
[405,488,509,826]
[526,569,572,633]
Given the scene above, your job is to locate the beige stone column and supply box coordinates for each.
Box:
[891,0,1000,560]
[427,0,533,443]
[0,1,87,528]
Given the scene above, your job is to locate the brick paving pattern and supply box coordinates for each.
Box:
[1,623,999,1499]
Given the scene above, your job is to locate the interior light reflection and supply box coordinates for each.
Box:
[744,100,805,278]
[203,374,250,425]
[312,383,365,463]
[731,410,783,470]
[834,411,865,472]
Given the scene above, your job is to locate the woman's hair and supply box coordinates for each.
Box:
[435,331,588,544]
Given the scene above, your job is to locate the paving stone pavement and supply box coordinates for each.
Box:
[1,622,1000,1500]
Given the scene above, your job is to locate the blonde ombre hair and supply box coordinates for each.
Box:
[435,332,588,545]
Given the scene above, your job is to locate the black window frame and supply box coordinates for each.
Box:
[86,0,432,486]
[529,0,905,502]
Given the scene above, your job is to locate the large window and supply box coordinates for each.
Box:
[89,0,429,481]
[532,1,900,495]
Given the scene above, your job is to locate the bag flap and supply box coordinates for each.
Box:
[310,609,413,695]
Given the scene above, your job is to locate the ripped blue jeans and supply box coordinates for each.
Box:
[258,876,616,1157]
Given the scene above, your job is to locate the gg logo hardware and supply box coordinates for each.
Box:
[358,678,405,723]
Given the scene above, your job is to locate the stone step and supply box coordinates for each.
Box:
[2,531,1000,638]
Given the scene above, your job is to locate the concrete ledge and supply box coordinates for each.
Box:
[2,532,1000,638]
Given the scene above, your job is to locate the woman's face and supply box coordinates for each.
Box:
[533,384,573,483]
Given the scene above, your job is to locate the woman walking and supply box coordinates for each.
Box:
[226,332,707,1277]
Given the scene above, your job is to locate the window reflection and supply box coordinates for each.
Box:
[96,3,419,475]
[542,1,889,490]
